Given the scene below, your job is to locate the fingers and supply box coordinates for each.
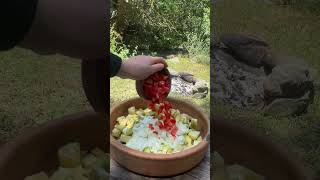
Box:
[150,63,165,74]
[150,56,168,67]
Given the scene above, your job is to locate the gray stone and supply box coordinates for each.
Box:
[178,72,197,84]
[168,68,179,77]
[263,64,314,102]
[193,92,207,99]
[192,80,209,94]
[264,92,310,117]
[220,33,268,48]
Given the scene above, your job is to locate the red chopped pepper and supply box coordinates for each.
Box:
[143,71,178,137]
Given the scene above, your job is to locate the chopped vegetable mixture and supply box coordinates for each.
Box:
[24,142,109,180]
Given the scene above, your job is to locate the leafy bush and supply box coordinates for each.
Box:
[110,0,210,58]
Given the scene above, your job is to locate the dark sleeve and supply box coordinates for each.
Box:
[110,53,122,77]
[0,0,38,50]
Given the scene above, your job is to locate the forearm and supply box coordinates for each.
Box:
[20,0,107,59]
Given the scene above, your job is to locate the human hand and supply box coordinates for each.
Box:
[117,55,167,80]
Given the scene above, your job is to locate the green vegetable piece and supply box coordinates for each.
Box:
[188,131,200,140]
[143,147,151,153]
[82,154,98,169]
[190,118,198,129]
[181,114,189,124]
[89,167,109,180]
[122,127,133,136]
[119,134,131,143]
[50,168,73,180]
[58,142,81,168]
[24,172,49,180]
[128,106,136,115]
[115,124,126,131]
[91,148,105,158]
[112,128,121,138]
[184,135,192,146]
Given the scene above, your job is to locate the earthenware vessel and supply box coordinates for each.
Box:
[110,97,209,177]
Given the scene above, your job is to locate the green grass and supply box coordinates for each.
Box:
[0,48,91,143]
[110,55,210,114]
[214,0,320,176]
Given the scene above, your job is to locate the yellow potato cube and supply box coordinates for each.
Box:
[118,117,128,126]
[91,148,105,158]
[116,116,125,122]
[190,118,198,129]
[115,124,126,131]
[128,107,136,115]
[112,128,121,138]
[24,172,49,180]
[184,135,192,146]
[143,147,151,153]
[58,142,81,168]
[188,131,200,140]
[82,154,98,169]
[119,134,131,143]
[126,120,134,129]
[122,127,133,136]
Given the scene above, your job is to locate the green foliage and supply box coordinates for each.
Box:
[110,0,210,64]
[110,25,137,59]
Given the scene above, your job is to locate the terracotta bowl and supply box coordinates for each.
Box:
[213,117,314,180]
[136,68,171,100]
[110,97,209,177]
[0,111,108,180]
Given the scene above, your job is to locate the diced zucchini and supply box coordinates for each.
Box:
[126,120,134,129]
[181,114,189,124]
[122,127,133,136]
[175,114,182,122]
[184,135,192,146]
[118,117,128,126]
[119,134,131,143]
[112,128,121,138]
[143,147,151,153]
[188,131,200,140]
[58,142,81,168]
[143,108,152,116]
[167,148,173,154]
[190,118,198,129]
[91,148,105,158]
[89,167,109,180]
[116,116,125,122]
[24,172,49,180]
[115,124,125,131]
[50,168,73,180]
[82,154,98,169]
[128,107,136,115]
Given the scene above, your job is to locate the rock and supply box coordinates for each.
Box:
[192,80,209,94]
[264,92,310,117]
[220,33,268,47]
[168,68,179,77]
[211,48,266,107]
[263,64,314,102]
[178,72,197,84]
[220,33,271,68]
[262,53,310,74]
[193,92,207,99]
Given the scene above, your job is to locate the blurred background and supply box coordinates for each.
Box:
[213,0,320,176]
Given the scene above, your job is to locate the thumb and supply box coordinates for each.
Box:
[151,63,165,74]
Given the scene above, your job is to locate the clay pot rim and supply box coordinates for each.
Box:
[0,111,99,168]
[110,97,209,161]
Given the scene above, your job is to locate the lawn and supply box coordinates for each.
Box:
[0,48,91,143]
[214,0,320,176]
[110,56,210,115]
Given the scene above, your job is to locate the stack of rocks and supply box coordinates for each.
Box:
[212,33,316,116]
